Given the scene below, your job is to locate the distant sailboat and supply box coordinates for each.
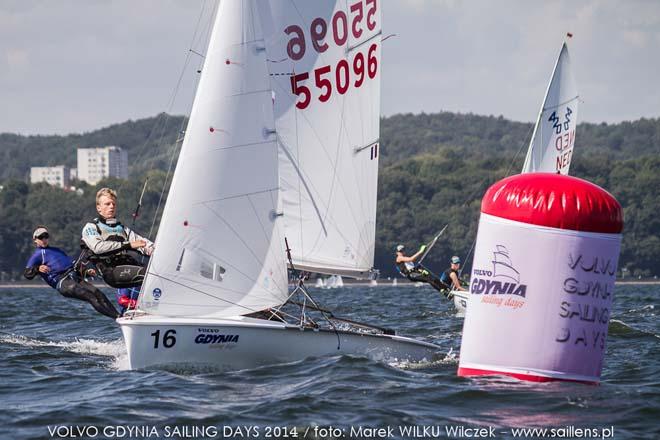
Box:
[325,275,344,289]
[118,0,440,370]
[521,41,579,175]
[453,38,578,313]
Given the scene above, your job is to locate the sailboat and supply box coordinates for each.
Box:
[452,38,579,313]
[326,275,344,289]
[118,0,440,370]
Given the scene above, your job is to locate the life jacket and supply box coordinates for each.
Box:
[79,218,141,268]
[92,217,129,242]
[439,268,457,289]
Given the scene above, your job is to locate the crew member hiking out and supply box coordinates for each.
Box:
[81,188,154,289]
[439,256,468,293]
[24,226,120,319]
[395,244,448,295]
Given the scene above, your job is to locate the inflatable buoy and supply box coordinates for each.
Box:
[458,173,623,383]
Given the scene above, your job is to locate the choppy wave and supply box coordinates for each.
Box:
[608,319,659,339]
[0,285,658,440]
[1,332,128,370]
[1,332,123,355]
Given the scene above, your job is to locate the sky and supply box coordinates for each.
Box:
[1,0,659,136]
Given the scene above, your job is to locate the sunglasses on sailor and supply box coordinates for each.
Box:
[36,233,49,240]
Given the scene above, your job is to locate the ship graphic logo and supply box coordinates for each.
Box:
[491,245,520,283]
[470,244,528,298]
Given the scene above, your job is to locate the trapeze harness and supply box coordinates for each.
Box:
[80,218,148,289]
[396,260,415,277]
[396,257,450,295]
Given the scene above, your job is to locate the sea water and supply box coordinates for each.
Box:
[0,284,657,439]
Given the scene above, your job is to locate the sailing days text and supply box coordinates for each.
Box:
[286,0,379,109]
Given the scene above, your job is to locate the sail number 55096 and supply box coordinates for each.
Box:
[290,44,378,110]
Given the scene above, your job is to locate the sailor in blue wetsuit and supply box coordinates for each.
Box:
[80,188,154,290]
[24,226,119,319]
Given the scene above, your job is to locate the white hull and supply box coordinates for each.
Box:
[118,315,441,371]
[452,290,470,314]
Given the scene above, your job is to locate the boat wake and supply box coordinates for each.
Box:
[0,333,128,369]
[389,346,458,370]
[623,304,655,315]
[608,319,659,340]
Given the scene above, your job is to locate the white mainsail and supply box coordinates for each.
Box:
[139,1,288,318]
[522,42,578,175]
[119,1,442,371]
[260,1,381,277]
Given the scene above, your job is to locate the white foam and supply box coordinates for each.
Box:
[1,333,129,370]
[389,346,458,370]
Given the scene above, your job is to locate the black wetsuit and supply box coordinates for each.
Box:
[397,260,449,294]
[24,247,119,319]
[56,273,120,319]
[92,252,147,289]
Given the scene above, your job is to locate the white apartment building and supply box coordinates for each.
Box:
[30,165,71,188]
[77,146,128,185]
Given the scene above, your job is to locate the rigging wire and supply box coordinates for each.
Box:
[457,122,537,280]
[146,0,216,240]
[282,237,342,348]
[133,1,215,308]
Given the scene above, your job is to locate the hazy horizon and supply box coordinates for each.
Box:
[3,108,655,138]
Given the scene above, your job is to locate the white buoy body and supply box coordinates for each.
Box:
[458,173,623,383]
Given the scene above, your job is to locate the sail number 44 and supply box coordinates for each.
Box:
[151,329,176,349]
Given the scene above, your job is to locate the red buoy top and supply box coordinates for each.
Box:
[481,173,623,234]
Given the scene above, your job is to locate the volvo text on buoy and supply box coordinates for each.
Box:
[458,173,623,384]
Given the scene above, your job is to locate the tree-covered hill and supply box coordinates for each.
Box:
[1,112,658,280]
[0,114,186,181]
[380,113,660,166]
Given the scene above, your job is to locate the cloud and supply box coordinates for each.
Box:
[0,0,659,134]
[6,48,29,69]
[623,30,647,47]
